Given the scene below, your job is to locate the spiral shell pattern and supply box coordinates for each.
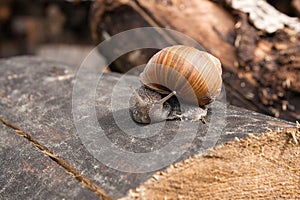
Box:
[140,45,222,106]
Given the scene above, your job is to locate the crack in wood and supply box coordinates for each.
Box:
[0,117,113,200]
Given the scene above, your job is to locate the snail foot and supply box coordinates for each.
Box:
[169,106,207,124]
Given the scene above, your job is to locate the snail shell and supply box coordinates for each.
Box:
[140,45,222,106]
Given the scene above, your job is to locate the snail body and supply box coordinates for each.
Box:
[129,45,222,124]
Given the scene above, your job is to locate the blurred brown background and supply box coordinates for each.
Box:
[1,0,298,58]
[0,0,93,58]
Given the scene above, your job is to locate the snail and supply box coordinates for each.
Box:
[129,45,222,124]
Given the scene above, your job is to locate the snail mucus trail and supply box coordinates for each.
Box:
[129,45,223,124]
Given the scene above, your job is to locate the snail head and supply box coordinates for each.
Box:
[131,90,176,124]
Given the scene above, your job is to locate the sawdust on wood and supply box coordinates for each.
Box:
[122,126,300,199]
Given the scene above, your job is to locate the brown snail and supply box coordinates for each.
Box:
[129,45,222,124]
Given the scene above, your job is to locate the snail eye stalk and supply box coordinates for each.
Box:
[157,91,176,105]
[133,90,147,107]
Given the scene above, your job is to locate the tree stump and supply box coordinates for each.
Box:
[0,56,294,199]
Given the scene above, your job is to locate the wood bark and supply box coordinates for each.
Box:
[90,0,300,122]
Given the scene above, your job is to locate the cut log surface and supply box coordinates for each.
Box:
[91,0,300,122]
[122,128,300,199]
[0,56,294,199]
